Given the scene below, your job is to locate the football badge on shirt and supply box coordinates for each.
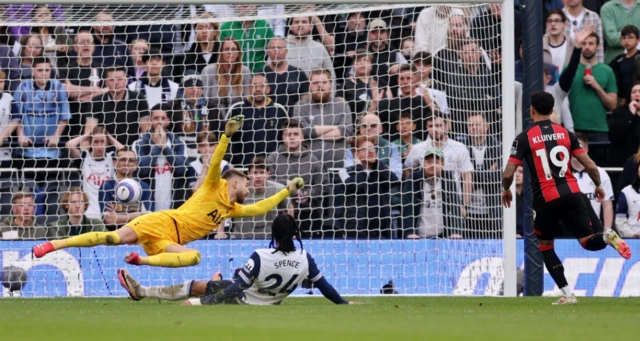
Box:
[510,140,518,156]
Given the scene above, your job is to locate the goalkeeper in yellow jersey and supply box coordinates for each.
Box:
[33,115,305,268]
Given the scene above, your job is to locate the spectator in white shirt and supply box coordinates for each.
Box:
[571,132,614,230]
[414,5,466,55]
[543,9,574,74]
[0,70,15,168]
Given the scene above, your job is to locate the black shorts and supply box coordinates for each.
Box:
[534,193,602,240]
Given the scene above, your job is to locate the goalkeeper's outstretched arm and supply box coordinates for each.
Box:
[234,177,305,217]
[205,115,244,186]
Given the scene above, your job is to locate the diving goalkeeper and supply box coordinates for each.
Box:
[33,115,305,268]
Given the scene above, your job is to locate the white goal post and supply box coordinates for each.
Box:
[0,0,516,298]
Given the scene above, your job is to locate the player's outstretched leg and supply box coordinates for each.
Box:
[123,244,201,268]
[33,227,138,258]
[604,230,632,259]
[576,231,631,259]
[118,268,208,301]
[539,241,577,305]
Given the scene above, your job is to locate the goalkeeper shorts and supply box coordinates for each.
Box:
[127,212,181,256]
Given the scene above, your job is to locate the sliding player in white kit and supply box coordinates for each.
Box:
[118,215,359,305]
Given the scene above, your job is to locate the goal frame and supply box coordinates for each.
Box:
[4,0,517,297]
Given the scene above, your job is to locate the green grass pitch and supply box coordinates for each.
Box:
[1,297,639,340]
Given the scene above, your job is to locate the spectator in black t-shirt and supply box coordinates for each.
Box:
[377,64,431,141]
[263,37,309,111]
[83,66,149,147]
[333,12,369,82]
[609,84,640,166]
[338,49,388,120]
[60,30,108,138]
[609,25,640,105]
[91,11,127,68]
[366,19,407,89]
[227,73,289,166]
[172,12,220,83]
[470,4,522,65]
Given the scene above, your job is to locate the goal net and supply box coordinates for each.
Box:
[0,3,513,297]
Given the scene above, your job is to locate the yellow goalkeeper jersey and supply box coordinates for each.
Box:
[164,134,289,244]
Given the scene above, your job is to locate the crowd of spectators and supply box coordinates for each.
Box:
[1,2,640,241]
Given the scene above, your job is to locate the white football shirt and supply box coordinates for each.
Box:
[574,166,613,219]
[82,150,115,219]
[238,248,322,305]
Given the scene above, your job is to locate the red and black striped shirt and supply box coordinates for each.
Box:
[508,120,585,205]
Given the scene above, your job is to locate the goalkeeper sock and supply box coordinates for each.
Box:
[580,233,607,251]
[540,245,569,291]
[51,232,121,250]
[141,250,202,268]
[140,281,194,301]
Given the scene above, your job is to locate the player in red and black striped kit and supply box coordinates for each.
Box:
[502,92,631,305]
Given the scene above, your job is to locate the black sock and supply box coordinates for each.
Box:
[542,248,568,289]
[581,233,607,251]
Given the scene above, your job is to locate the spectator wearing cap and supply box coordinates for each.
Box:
[232,157,293,239]
[543,9,575,75]
[609,25,640,105]
[600,0,640,64]
[286,16,336,88]
[49,188,106,237]
[263,37,310,111]
[91,10,128,68]
[0,192,52,240]
[128,47,180,133]
[366,18,408,88]
[404,113,473,218]
[219,5,275,72]
[567,32,617,162]
[227,73,288,166]
[563,0,604,63]
[400,148,463,239]
[414,6,465,55]
[173,71,210,158]
[336,135,400,239]
[83,66,149,147]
